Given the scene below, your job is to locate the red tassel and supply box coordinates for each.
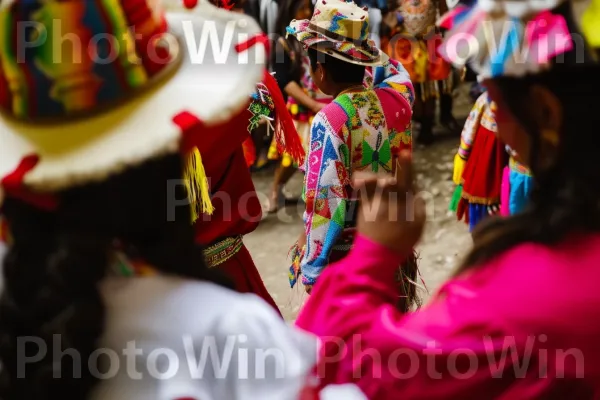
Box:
[261,70,305,165]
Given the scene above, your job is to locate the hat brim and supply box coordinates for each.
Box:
[288,19,384,66]
[311,42,388,67]
[0,2,266,195]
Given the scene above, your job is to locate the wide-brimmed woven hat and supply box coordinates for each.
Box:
[286,0,386,66]
[0,0,267,210]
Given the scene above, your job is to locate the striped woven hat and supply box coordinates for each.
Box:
[0,0,267,213]
[286,0,386,66]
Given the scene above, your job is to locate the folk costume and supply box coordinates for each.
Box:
[286,0,421,311]
[0,0,328,397]
[0,0,306,313]
[449,94,534,228]
[381,0,457,143]
[383,0,453,99]
[186,55,302,312]
[297,1,600,398]
[449,91,508,231]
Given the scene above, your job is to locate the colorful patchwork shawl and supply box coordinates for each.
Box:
[292,59,414,288]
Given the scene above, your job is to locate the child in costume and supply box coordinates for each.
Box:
[287,0,421,311]
[296,0,600,397]
[449,91,508,231]
[450,93,533,231]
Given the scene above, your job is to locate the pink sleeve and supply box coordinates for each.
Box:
[296,236,554,399]
[500,165,511,216]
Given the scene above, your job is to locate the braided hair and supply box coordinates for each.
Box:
[0,154,231,399]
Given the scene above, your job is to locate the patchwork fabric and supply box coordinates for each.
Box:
[295,60,414,288]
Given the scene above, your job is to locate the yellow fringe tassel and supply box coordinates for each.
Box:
[184,147,214,223]
[453,153,466,186]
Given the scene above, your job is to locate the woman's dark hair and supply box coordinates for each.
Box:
[307,47,366,84]
[457,2,600,273]
[272,0,313,80]
[0,154,231,399]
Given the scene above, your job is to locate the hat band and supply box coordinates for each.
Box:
[308,22,370,49]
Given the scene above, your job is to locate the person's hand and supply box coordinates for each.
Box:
[353,151,426,255]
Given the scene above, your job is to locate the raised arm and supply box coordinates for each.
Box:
[296,235,536,399]
[295,155,546,398]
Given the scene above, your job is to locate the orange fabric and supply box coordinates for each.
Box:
[383,30,451,83]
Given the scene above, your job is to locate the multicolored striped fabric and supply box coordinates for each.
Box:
[286,0,382,65]
[294,59,414,289]
[0,0,171,120]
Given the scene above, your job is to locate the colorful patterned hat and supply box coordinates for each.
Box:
[0,0,267,210]
[437,0,600,79]
[286,0,385,66]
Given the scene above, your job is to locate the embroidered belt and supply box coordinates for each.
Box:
[203,236,244,268]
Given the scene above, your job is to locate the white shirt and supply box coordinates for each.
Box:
[0,245,366,399]
[90,275,317,400]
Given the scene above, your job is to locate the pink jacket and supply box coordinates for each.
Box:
[297,234,600,399]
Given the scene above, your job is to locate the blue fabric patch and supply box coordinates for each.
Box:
[509,170,533,215]
[468,204,488,232]
[319,134,339,175]
[303,222,343,285]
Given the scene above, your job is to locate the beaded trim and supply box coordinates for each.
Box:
[203,235,244,268]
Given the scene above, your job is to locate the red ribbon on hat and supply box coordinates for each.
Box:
[2,155,59,211]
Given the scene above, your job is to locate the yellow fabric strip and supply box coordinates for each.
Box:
[582,0,600,48]
[453,153,466,185]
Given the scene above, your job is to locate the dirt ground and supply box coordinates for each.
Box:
[246,87,475,321]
